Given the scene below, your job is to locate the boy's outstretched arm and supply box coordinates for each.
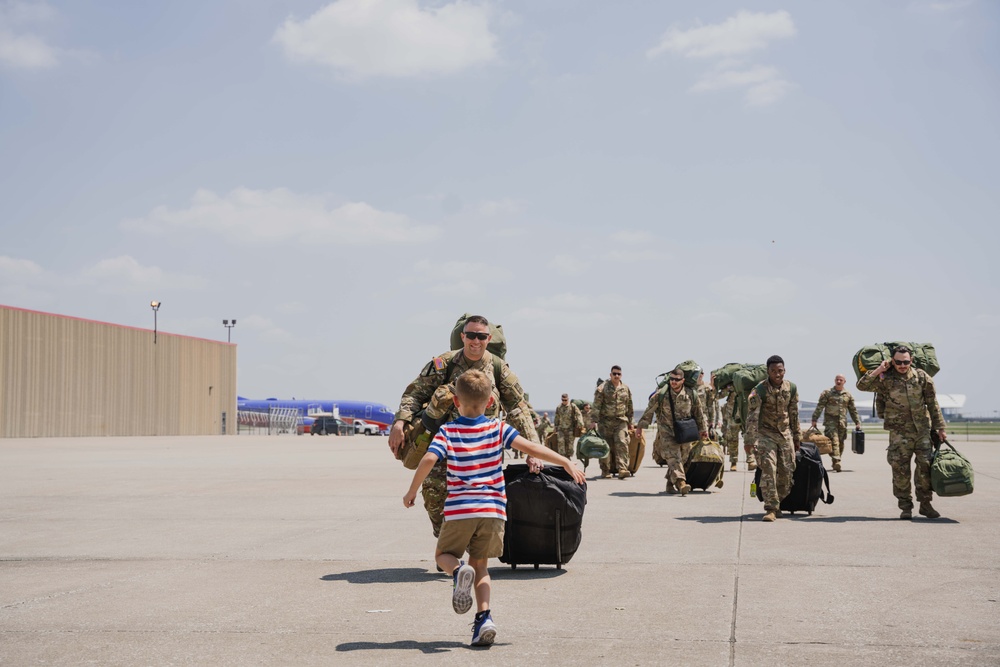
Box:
[511,435,586,484]
[403,451,440,507]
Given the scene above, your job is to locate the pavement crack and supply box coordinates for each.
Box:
[730,469,747,667]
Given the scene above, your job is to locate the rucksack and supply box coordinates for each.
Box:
[711,363,744,392]
[852,341,939,418]
[449,313,507,359]
[930,441,974,497]
[731,365,768,429]
[655,360,703,390]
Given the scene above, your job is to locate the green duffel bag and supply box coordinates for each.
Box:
[576,429,610,470]
[655,360,704,390]
[852,344,891,380]
[930,441,974,497]
[711,363,744,391]
[732,364,768,429]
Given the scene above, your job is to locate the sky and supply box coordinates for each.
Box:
[1,0,998,415]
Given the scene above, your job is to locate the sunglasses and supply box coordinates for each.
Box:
[463,331,490,341]
[668,376,683,382]
[611,372,622,376]
[893,359,911,366]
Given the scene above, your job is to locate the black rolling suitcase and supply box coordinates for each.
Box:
[499,464,587,570]
[754,442,834,515]
[684,440,725,491]
[852,429,865,454]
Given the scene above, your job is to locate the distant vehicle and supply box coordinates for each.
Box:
[310,416,350,436]
[353,419,380,436]
[237,397,394,434]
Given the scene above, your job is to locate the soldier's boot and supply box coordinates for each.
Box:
[762,510,776,522]
[665,481,677,494]
[899,508,913,520]
[918,502,940,519]
[679,482,691,496]
[773,509,783,518]
[832,459,842,472]
[730,463,737,472]
[618,469,631,480]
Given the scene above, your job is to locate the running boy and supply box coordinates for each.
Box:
[403,369,586,646]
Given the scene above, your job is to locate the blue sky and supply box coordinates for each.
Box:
[1,0,998,413]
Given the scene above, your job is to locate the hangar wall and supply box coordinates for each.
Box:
[0,305,237,438]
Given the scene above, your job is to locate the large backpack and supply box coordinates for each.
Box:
[754,442,833,514]
[852,341,939,418]
[732,364,768,430]
[449,313,507,359]
[654,360,703,390]
[711,363,744,392]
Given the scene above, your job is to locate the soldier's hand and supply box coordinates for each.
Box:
[878,359,892,374]
[699,431,709,440]
[793,440,801,452]
[937,429,947,443]
[388,421,406,456]
[811,421,818,429]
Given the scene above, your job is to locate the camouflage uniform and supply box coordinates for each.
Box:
[698,383,720,432]
[857,367,945,512]
[721,387,741,466]
[592,380,634,476]
[637,385,706,487]
[394,349,539,537]
[811,388,861,463]
[745,380,801,513]
[553,402,583,460]
[537,412,553,442]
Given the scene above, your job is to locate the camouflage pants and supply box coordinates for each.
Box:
[555,430,575,460]
[598,421,630,475]
[824,421,848,461]
[660,435,692,486]
[421,459,447,538]
[722,422,741,465]
[756,432,796,511]
[887,429,933,510]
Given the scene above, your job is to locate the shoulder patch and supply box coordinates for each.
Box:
[748,389,757,400]
[433,357,446,371]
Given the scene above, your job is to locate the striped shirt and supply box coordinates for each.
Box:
[428,415,519,522]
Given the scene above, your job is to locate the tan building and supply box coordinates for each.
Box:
[1,305,237,438]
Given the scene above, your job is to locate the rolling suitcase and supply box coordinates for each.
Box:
[684,440,725,491]
[627,428,646,475]
[499,464,587,570]
[754,442,834,514]
[851,429,865,455]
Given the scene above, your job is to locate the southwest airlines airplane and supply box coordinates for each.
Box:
[237,397,395,432]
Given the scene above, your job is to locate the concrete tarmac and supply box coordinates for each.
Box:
[1,433,998,666]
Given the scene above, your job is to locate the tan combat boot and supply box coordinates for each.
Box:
[832,460,842,472]
[918,502,940,519]
[730,463,737,472]
[762,510,776,522]
[679,482,691,496]
[618,469,630,480]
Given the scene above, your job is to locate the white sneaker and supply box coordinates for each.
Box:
[452,561,475,614]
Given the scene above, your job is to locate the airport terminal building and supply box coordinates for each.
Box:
[0,305,237,438]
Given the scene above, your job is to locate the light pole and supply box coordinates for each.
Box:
[150,300,161,344]
[223,319,236,343]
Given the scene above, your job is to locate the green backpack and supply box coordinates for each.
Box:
[654,360,703,389]
[449,313,507,359]
[711,363,744,392]
[852,341,939,380]
[930,441,974,497]
[732,365,768,429]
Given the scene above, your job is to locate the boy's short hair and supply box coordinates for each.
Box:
[455,369,493,405]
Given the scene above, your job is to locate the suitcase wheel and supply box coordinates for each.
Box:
[534,564,539,570]
[510,564,517,570]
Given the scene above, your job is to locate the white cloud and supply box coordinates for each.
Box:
[273,0,498,80]
[548,254,586,276]
[81,256,207,293]
[0,254,44,278]
[649,10,796,107]
[122,187,440,245]
[711,275,798,303]
[0,1,58,69]
[239,314,297,344]
[647,10,796,60]
[691,64,793,106]
[412,258,509,296]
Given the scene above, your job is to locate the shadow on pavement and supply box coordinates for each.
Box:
[608,491,667,498]
[336,640,474,654]
[491,566,566,579]
[674,514,960,524]
[321,567,436,584]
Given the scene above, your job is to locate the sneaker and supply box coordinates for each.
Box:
[918,502,941,519]
[471,610,496,646]
[833,460,842,472]
[899,509,913,520]
[730,464,737,472]
[762,511,776,522]
[452,561,474,614]
[679,482,691,496]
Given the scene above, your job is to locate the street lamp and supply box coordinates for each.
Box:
[150,300,161,344]
[223,319,236,343]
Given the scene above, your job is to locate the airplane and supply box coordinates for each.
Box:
[236,397,395,434]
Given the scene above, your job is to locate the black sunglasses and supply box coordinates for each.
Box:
[893,359,911,366]
[463,331,490,341]
[611,372,621,376]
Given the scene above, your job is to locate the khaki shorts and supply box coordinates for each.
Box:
[436,517,506,560]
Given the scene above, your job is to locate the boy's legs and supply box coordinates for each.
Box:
[469,557,491,612]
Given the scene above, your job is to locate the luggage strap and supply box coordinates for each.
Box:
[819,466,835,505]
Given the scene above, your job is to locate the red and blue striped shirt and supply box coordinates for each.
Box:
[428,415,519,522]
